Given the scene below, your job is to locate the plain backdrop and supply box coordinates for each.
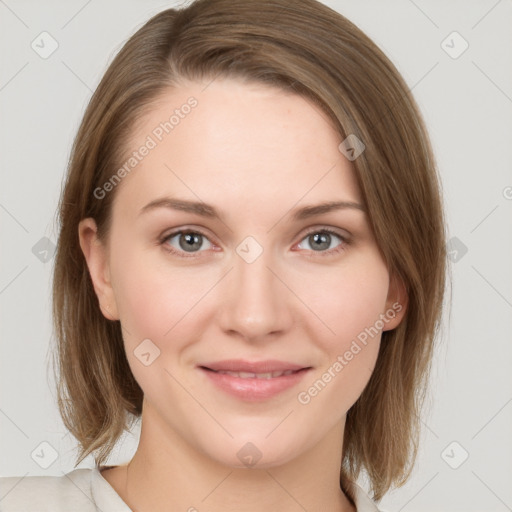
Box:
[1,1,511,511]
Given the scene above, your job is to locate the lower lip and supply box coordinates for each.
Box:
[199,367,311,401]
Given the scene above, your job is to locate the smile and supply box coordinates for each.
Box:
[198,365,311,401]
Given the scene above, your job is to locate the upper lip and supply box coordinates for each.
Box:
[199,359,310,373]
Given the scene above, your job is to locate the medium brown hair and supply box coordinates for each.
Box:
[51,0,448,502]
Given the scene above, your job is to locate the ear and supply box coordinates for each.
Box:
[78,218,119,321]
[382,272,408,332]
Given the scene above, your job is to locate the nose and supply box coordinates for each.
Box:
[216,242,293,343]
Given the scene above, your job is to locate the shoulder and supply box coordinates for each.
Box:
[1,467,380,512]
[0,468,96,512]
[344,479,383,512]
[0,467,130,512]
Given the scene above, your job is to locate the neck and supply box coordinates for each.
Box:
[116,402,355,512]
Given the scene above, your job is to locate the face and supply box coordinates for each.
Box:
[79,78,406,469]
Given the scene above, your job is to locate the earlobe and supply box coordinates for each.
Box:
[383,272,408,332]
[78,218,119,321]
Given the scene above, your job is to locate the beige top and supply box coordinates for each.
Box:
[0,466,381,511]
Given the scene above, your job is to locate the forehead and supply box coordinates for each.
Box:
[112,78,362,219]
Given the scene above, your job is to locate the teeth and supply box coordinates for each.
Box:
[216,369,296,379]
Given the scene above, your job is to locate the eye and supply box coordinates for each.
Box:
[161,229,214,257]
[295,228,349,257]
[160,227,350,259]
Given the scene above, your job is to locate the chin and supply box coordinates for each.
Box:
[204,435,305,470]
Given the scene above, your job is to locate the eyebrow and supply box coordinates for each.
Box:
[139,197,366,221]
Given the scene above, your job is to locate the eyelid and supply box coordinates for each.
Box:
[299,225,351,241]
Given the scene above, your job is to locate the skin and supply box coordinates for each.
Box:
[79,78,407,512]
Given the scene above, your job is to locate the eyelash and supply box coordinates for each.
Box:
[159,227,350,259]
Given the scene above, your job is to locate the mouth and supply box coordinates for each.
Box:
[197,360,312,401]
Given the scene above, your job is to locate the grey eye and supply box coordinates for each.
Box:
[298,231,343,252]
[166,231,213,253]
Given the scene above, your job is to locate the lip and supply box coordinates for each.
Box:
[198,359,312,402]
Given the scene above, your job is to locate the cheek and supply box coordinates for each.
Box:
[109,251,200,392]
[297,253,390,350]
[115,268,190,341]
[318,259,389,402]
[296,274,388,412]
[109,242,213,355]
[108,238,175,339]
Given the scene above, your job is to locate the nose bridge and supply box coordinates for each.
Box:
[218,235,291,339]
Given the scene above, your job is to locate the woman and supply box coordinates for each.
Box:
[0,0,447,510]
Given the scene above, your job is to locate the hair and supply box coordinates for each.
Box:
[51,0,448,502]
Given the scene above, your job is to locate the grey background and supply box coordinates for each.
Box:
[1,1,511,510]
